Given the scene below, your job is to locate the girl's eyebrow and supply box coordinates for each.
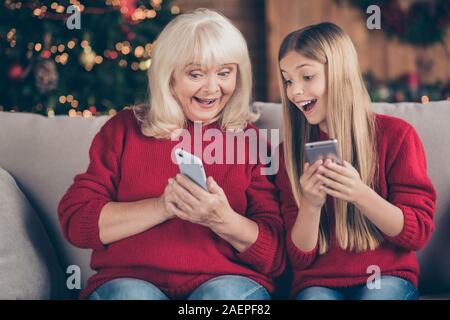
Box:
[280,63,314,73]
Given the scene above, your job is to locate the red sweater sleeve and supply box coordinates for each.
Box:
[275,145,318,270]
[57,112,127,250]
[234,144,286,277]
[383,126,436,251]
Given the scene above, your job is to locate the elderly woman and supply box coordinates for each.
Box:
[58,9,285,300]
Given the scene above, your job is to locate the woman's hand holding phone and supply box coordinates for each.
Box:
[163,174,234,228]
[299,159,327,209]
[158,180,178,221]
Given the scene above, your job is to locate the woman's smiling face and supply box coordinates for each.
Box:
[280,51,328,133]
[172,63,238,124]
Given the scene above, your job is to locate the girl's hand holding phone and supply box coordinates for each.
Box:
[316,159,368,205]
[299,159,327,209]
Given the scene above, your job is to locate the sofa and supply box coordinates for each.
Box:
[0,100,449,299]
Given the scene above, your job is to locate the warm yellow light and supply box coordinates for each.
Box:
[421,96,429,104]
[56,5,65,13]
[152,0,162,6]
[59,96,67,104]
[139,59,151,70]
[68,109,77,117]
[119,59,128,67]
[108,109,117,116]
[34,43,42,51]
[145,43,153,54]
[134,46,144,58]
[147,10,157,18]
[67,40,76,49]
[171,6,180,15]
[83,110,92,118]
[131,62,139,71]
[60,53,68,65]
[121,46,131,55]
[51,2,58,10]
[95,56,103,64]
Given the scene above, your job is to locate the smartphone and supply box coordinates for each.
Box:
[304,139,342,165]
[174,148,208,191]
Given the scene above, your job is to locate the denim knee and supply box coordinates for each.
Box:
[295,286,345,300]
[188,275,271,300]
[353,276,419,300]
[88,277,169,300]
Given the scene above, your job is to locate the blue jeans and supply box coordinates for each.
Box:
[88,275,271,300]
[295,276,419,300]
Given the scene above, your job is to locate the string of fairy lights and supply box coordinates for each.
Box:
[2,0,181,117]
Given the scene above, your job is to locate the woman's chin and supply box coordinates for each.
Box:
[186,111,218,123]
[186,107,222,123]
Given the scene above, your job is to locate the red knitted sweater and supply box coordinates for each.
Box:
[276,113,436,297]
[58,109,285,299]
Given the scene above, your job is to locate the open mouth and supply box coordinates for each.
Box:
[299,99,318,113]
[194,96,218,107]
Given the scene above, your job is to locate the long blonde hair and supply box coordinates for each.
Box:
[278,22,383,253]
[133,8,258,139]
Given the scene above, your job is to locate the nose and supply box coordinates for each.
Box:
[292,82,304,96]
[202,75,220,94]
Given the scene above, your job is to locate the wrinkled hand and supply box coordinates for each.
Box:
[164,174,234,228]
[316,159,368,204]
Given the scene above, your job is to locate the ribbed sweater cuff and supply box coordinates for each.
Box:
[286,229,318,270]
[72,198,109,250]
[383,205,417,249]
[236,222,275,270]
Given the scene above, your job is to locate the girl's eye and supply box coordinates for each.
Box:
[218,70,231,77]
[304,75,314,81]
[283,79,292,86]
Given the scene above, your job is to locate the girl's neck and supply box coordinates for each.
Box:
[319,122,328,134]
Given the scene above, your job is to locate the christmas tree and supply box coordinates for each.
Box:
[0,0,179,116]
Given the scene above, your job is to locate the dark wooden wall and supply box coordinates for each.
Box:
[174,0,268,101]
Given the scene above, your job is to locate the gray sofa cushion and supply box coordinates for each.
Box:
[0,167,67,299]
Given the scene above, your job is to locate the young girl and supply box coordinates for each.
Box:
[275,22,436,300]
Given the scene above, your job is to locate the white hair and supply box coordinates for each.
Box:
[133,8,258,139]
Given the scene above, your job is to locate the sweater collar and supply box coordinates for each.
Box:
[185,120,221,132]
[319,128,329,140]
